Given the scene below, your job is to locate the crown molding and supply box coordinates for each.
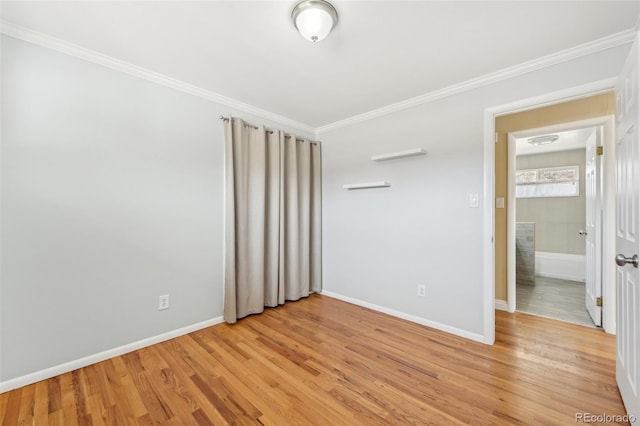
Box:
[0,21,316,135]
[316,28,636,135]
[1,20,635,138]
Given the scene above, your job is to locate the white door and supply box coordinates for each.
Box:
[585,129,602,326]
[615,32,640,420]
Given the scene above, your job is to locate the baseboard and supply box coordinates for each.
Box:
[320,291,486,344]
[495,299,509,311]
[0,316,224,393]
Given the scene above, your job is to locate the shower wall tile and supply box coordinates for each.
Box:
[516,222,535,286]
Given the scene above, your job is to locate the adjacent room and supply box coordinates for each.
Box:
[514,127,597,327]
[2,1,640,424]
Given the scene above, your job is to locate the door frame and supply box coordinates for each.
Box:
[483,78,617,343]
[505,119,615,330]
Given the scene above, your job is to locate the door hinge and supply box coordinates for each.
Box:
[596,146,603,156]
[495,132,499,143]
[596,297,602,307]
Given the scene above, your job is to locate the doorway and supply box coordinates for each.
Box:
[510,125,601,328]
[492,91,618,334]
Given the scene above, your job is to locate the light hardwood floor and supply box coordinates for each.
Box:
[0,294,627,425]
[517,275,596,327]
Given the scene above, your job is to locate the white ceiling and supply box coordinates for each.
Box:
[1,1,639,129]
[515,127,596,156]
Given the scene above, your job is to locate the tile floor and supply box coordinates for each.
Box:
[516,275,597,328]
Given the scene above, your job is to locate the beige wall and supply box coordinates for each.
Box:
[494,93,614,301]
[516,149,586,255]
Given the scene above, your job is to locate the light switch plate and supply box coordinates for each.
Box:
[496,197,505,208]
[469,193,479,208]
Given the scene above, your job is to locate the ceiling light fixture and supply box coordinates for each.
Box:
[292,0,338,43]
[527,135,559,146]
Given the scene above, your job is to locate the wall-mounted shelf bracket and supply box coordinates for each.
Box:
[371,148,426,162]
[343,182,391,190]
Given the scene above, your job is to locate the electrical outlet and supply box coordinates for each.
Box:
[158,294,169,310]
[418,285,426,297]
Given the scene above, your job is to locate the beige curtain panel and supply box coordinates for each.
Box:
[224,118,322,323]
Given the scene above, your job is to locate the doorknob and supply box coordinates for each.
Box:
[615,254,639,268]
[579,230,588,236]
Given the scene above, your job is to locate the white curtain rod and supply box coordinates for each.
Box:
[219,115,317,144]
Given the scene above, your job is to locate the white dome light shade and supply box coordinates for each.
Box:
[296,8,332,42]
[527,135,559,146]
[292,0,338,43]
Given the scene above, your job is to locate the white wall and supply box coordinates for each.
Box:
[320,44,630,337]
[1,32,632,384]
[0,35,313,383]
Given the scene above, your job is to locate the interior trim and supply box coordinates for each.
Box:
[483,78,617,346]
[0,316,224,393]
[0,21,317,136]
[321,291,485,344]
[0,20,633,138]
[316,29,635,134]
[495,299,510,312]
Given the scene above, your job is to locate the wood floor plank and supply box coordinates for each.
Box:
[153,346,224,422]
[15,383,34,425]
[157,340,242,425]
[108,357,148,421]
[33,380,50,426]
[58,373,79,426]
[1,387,21,426]
[0,392,7,425]
[47,409,64,426]
[184,332,304,423]
[0,294,629,425]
